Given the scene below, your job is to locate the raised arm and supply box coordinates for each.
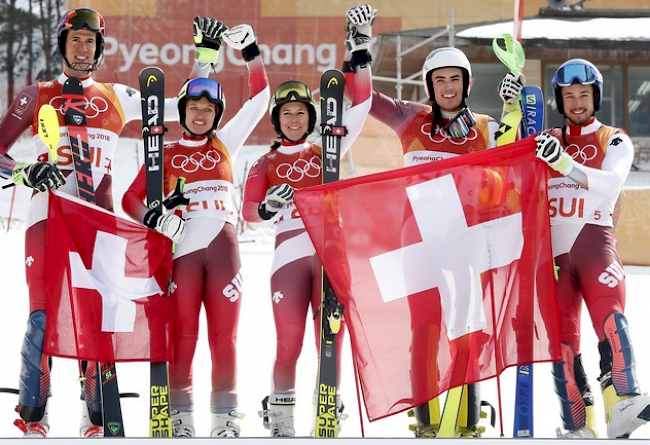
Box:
[217,24,271,157]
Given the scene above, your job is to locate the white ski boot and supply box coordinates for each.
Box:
[556,427,596,439]
[79,400,103,438]
[604,386,650,438]
[260,393,296,437]
[171,409,195,438]
[14,406,49,438]
[210,410,243,437]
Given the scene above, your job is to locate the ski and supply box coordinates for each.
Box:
[521,85,545,136]
[437,386,465,437]
[315,69,346,438]
[512,84,544,438]
[62,78,125,437]
[139,66,173,438]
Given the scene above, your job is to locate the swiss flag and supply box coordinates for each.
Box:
[44,192,173,362]
[293,138,561,421]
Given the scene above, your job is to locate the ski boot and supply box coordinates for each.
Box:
[171,409,194,438]
[79,399,103,438]
[456,384,494,438]
[602,381,650,438]
[595,312,650,438]
[14,405,49,438]
[407,398,440,437]
[260,393,296,437]
[210,410,244,437]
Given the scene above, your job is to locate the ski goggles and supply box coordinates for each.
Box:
[183,78,224,102]
[445,107,476,138]
[554,63,599,87]
[58,9,105,34]
[273,81,313,103]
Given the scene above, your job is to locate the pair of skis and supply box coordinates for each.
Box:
[59,79,125,437]
[493,33,545,438]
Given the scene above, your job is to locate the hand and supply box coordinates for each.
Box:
[498,72,526,105]
[144,210,187,244]
[534,132,573,174]
[223,24,256,51]
[345,4,377,53]
[263,183,294,213]
[193,17,227,64]
[13,161,65,192]
[163,178,189,210]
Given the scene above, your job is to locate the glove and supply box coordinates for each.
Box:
[144,209,187,244]
[264,183,294,213]
[193,17,228,64]
[498,72,526,105]
[163,178,189,210]
[223,24,256,51]
[13,161,65,192]
[534,132,574,175]
[345,4,377,53]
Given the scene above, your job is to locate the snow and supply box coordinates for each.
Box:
[457,17,650,42]
[1,138,650,440]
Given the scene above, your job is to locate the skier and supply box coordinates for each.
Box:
[534,58,650,439]
[343,5,525,437]
[0,8,222,438]
[240,9,373,437]
[122,24,269,438]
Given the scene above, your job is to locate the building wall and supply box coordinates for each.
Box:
[69,0,646,143]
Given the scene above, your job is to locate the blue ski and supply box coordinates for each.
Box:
[513,84,544,439]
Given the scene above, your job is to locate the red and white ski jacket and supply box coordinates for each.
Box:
[242,63,372,235]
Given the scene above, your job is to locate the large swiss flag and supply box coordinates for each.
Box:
[44,192,173,362]
[293,137,561,421]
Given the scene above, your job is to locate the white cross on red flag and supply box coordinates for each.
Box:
[44,192,173,362]
[293,138,561,421]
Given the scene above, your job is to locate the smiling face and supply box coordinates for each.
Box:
[430,67,465,111]
[279,101,310,142]
[561,83,595,126]
[63,29,97,76]
[184,96,217,136]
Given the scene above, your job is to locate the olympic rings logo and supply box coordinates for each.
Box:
[171,150,222,173]
[49,95,109,119]
[565,144,597,164]
[420,122,478,145]
[276,155,321,182]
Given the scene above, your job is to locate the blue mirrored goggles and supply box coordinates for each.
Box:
[185,78,224,102]
[554,63,599,87]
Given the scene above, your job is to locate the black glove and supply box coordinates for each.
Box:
[193,17,228,64]
[163,178,190,210]
[12,161,65,192]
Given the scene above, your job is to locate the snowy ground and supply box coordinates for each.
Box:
[1,139,650,439]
